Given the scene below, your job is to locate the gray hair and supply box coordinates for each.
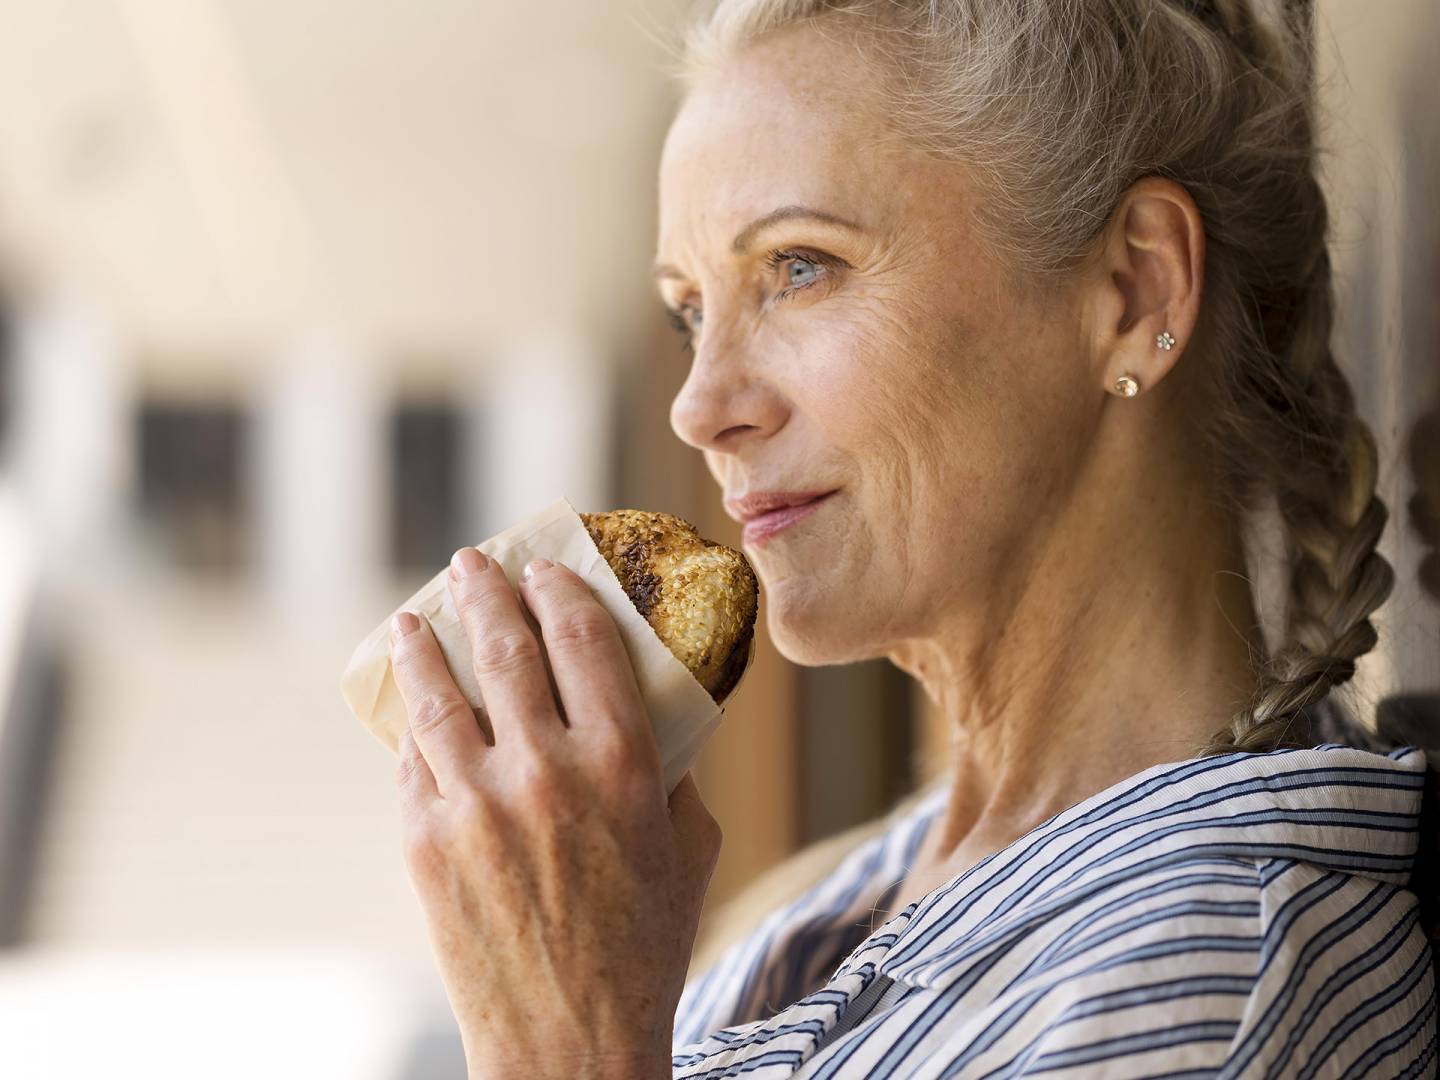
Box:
[680,0,1393,758]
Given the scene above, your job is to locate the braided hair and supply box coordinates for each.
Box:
[1174,0,1395,755]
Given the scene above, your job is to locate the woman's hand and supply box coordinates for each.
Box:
[387,547,722,1080]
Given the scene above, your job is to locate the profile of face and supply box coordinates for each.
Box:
[655,23,1104,670]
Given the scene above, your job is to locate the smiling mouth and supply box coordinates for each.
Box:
[741,491,836,547]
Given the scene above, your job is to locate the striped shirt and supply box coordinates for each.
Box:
[672,744,1437,1078]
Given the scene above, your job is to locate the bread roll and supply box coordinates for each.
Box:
[580,509,758,705]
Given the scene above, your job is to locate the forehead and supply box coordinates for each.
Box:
[657,24,909,246]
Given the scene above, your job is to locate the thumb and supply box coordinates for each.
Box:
[669,771,723,876]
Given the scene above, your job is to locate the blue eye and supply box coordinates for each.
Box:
[787,258,820,288]
[764,248,835,298]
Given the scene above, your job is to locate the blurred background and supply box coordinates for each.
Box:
[0,1,1433,1077]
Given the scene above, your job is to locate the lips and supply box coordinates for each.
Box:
[724,490,838,524]
[725,495,840,552]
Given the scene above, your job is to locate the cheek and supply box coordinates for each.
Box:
[756,305,1014,658]
[797,296,1071,586]
[796,298,926,425]
[806,300,987,507]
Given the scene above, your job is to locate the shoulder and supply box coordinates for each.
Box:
[1227,858,1436,1077]
[778,859,1434,1077]
[840,854,1266,1075]
[673,783,948,1049]
[829,745,1436,1075]
[672,748,1437,1076]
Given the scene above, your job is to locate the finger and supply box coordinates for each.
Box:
[518,559,652,746]
[396,725,438,807]
[447,547,562,747]
[668,772,723,876]
[389,611,488,796]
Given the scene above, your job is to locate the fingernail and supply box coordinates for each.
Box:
[450,547,489,579]
[390,611,420,643]
[521,558,553,582]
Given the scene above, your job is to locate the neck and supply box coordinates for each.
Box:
[888,416,1264,871]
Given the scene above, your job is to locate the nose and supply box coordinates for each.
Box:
[668,338,787,453]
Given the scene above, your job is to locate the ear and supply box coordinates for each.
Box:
[1086,176,1205,398]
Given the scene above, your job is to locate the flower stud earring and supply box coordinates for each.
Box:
[1114,332,1172,396]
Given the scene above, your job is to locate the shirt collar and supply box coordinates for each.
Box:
[865,744,1428,989]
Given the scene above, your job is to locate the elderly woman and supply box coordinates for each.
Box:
[382,0,1436,1076]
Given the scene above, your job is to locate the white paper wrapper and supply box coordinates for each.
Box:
[340,496,748,795]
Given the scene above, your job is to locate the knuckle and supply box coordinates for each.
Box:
[471,630,541,677]
[446,785,487,825]
[510,751,566,810]
[448,799,493,846]
[401,820,444,877]
[410,693,471,735]
[453,570,522,620]
[395,747,424,787]
[594,728,646,778]
[454,580,498,619]
[525,564,564,592]
[407,793,492,866]
[390,642,428,679]
[596,737,663,811]
[546,608,615,653]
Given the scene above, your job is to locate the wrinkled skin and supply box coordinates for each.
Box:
[390,15,1260,1077]
[659,26,1097,670]
[658,24,1255,907]
[389,552,719,1079]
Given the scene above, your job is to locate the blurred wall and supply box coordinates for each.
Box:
[1318,0,1440,714]
[0,2,706,1077]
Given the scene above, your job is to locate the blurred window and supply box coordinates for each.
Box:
[389,401,468,572]
[136,400,251,574]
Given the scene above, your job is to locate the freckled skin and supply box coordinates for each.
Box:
[660,25,1095,670]
[657,21,1264,910]
[390,554,724,1079]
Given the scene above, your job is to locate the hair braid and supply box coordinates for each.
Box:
[1198,137,1396,753]
[1177,0,1392,759]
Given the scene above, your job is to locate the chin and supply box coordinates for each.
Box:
[765,593,877,667]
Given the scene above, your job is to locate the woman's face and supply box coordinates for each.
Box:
[656,24,1098,668]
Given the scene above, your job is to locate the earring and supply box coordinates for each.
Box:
[1114,373,1140,397]
[1156,330,1176,351]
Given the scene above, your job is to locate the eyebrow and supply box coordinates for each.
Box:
[652,204,865,282]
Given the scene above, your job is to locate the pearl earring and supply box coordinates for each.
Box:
[1114,374,1140,397]
[1156,330,1176,350]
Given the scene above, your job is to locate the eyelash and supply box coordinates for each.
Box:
[763,248,836,302]
[667,307,695,353]
[665,248,840,354]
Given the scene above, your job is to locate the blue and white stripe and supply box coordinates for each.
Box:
[672,744,1437,1078]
